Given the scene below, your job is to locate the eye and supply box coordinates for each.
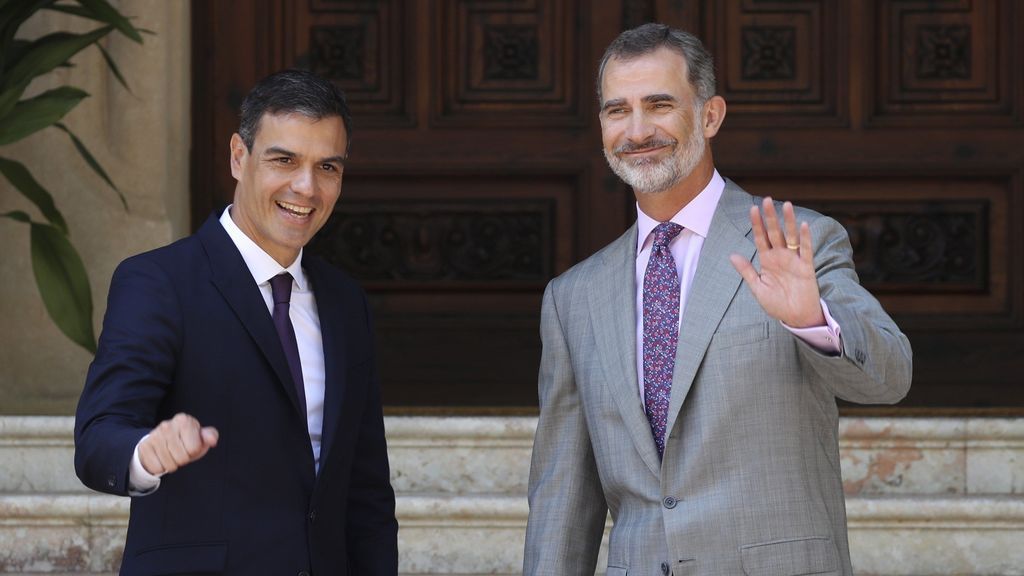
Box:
[273,156,293,165]
[321,163,341,172]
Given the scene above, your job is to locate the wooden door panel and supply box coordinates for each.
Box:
[193,0,1024,409]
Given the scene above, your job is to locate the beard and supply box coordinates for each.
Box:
[603,107,707,195]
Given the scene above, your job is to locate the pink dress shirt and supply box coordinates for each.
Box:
[634,170,843,403]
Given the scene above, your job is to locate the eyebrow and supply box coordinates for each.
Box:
[601,93,678,113]
[601,98,628,113]
[644,93,677,104]
[263,146,296,158]
[263,146,346,166]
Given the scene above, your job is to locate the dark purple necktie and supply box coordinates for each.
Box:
[271,273,306,414]
[643,222,683,458]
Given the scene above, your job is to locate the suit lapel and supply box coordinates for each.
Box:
[304,257,346,470]
[664,181,755,440]
[589,223,662,478]
[197,216,305,416]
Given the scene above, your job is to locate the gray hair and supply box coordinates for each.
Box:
[596,23,716,106]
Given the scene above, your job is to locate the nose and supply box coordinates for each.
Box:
[291,166,315,197]
[624,110,656,144]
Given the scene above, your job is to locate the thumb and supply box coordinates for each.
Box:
[729,254,759,287]
[200,426,219,447]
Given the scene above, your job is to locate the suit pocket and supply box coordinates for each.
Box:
[711,321,770,349]
[606,566,628,576]
[127,541,227,575]
[740,536,838,576]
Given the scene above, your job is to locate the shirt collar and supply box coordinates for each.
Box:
[636,169,725,256]
[219,205,308,291]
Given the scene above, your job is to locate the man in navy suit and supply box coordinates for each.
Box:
[75,69,398,575]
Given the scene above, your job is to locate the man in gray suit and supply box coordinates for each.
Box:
[523,24,912,576]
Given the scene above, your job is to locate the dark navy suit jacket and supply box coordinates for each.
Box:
[75,215,398,575]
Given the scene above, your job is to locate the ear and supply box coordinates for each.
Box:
[701,95,727,139]
[229,133,248,181]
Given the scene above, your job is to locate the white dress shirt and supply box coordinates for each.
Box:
[129,206,327,493]
[634,170,842,403]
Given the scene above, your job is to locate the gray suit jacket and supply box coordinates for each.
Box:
[524,180,912,576]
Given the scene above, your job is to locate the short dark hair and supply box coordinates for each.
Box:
[596,23,716,106]
[238,69,352,151]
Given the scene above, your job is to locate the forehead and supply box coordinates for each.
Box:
[252,112,348,153]
[601,47,692,104]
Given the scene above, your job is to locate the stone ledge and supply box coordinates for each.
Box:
[2,493,1023,575]
[3,416,1024,574]
[4,492,1024,525]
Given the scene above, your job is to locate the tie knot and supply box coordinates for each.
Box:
[652,222,683,249]
[270,273,293,305]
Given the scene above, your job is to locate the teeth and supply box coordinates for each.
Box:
[277,201,313,215]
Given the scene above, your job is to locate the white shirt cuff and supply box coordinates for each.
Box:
[782,299,843,355]
[128,434,162,496]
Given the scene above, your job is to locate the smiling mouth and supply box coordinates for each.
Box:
[276,200,314,217]
[623,146,667,155]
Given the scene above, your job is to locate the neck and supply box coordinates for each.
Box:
[635,152,715,222]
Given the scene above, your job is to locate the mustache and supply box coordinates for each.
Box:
[614,137,677,155]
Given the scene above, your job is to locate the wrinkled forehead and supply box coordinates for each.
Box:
[600,48,692,104]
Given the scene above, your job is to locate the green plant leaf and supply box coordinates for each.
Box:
[1,26,111,94]
[76,0,143,43]
[2,38,31,72]
[2,209,32,223]
[46,3,149,42]
[0,1,55,46]
[0,86,87,145]
[95,42,130,93]
[0,155,68,233]
[29,219,96,353]
[53,122,126,209]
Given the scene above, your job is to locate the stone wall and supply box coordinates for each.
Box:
[1,416,1022,575]
[0,1,190,415]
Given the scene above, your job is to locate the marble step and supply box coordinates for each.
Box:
[1,492,1023,575]
[3,416,1024,497]
[3,415,1024,575]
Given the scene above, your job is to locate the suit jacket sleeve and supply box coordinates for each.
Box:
[799,213,913,404]
[345,293,399,575]
[524,280,608,576]
[74,255,180,496]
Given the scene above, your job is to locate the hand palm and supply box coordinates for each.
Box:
[729,198,825,328]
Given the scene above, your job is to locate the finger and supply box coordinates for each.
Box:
[139,437,165,476]
[164,430,193,467]
[761,197,786,250]
[201,426,219,448]
[783,202,799,249]
[800,221,814,266]
[748,205,770,253]
[189,427,219,462]
[178,417,206,460]
[151,434,179,474]
[729,254,761,289]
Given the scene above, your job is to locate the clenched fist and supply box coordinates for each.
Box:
[139,413,219,476]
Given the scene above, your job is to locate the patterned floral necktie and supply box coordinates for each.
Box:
[643,222,683,458]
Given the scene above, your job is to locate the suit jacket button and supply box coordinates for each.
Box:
[106,474,117,488]
[298,571,310,576]
[661,561,670,575]
[663,496,677,509]
[308,509,317,523]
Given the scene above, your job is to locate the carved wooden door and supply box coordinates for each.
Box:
[193,1,1024,410]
